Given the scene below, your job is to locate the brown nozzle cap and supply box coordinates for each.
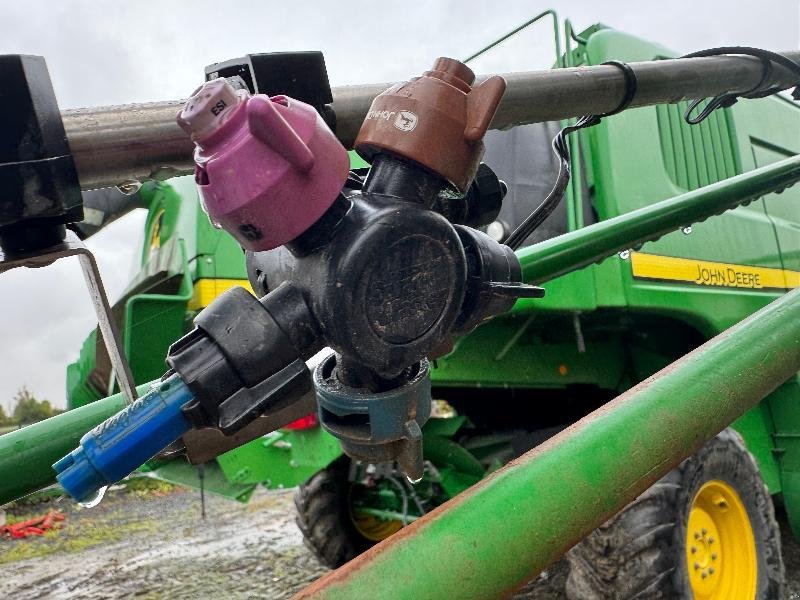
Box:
[354,57,506,192]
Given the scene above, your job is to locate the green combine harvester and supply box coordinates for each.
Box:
[60,20,800,598]
[2,11,800,600]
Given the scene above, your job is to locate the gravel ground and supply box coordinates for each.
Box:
[0,486,325,600]
[0,485,797,599]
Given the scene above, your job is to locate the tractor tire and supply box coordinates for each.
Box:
[294,458,359,568]
[565,428,784,599]
[294,457,402,568]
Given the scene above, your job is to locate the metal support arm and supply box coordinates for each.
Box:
[0,231,137,405]
[297,285,800,600]
[518,153,800,284]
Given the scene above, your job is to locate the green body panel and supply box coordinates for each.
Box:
[66,330,103,407]
[216,427,342,490]
[762,377,800,535]
[146,458,256,503]
[732,406,782,493]
[433,312,626,389]
[58,24,800,534]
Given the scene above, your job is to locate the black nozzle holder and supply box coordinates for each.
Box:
[167,283,322,435]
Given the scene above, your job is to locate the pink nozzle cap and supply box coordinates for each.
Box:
[178,79,243,140]
[180,83,350,252]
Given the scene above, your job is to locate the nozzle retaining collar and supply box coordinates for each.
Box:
[315,354,432,482]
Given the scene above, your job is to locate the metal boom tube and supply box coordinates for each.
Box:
[63,51,800,189]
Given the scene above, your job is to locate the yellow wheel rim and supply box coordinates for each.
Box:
[350,511,403,542]
[348,487,403,542]
[686,480,757,599]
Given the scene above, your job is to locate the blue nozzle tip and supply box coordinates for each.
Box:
[53,447,105,503]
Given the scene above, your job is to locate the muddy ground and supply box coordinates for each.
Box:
[0,484,798,599]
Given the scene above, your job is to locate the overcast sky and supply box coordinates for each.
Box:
[1,0,798,411]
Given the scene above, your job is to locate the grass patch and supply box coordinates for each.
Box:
[0,515,160,564]
[5,487,62,510]
[123,476,177,498]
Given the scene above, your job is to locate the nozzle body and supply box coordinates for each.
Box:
[53,374,193,502]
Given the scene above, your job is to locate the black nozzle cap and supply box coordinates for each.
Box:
[204,52,333,111]
[167,283,322,434]
[463,163,506,228]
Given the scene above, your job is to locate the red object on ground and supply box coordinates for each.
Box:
[1,510,65,539]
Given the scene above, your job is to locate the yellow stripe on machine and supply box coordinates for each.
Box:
[188,278,254,310]
[631,252,800,290]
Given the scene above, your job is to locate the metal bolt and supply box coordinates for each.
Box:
[711,493,729,508]
[709,567,715,575]
[701,528,708,535]
[117,180,142,195]
[691,546,697,554]
[682,225,693,235]
[701,571,708,579]
[711,553,717,560]
[708,536,714,544]
[694,562,701,570]
[619,249,631,260]
[694,532,702,540]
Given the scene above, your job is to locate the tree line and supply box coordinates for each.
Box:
[0,387,62,428]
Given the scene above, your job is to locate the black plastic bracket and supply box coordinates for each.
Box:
[0,55,82,253]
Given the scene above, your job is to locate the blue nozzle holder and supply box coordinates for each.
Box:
[53,374,193,502]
